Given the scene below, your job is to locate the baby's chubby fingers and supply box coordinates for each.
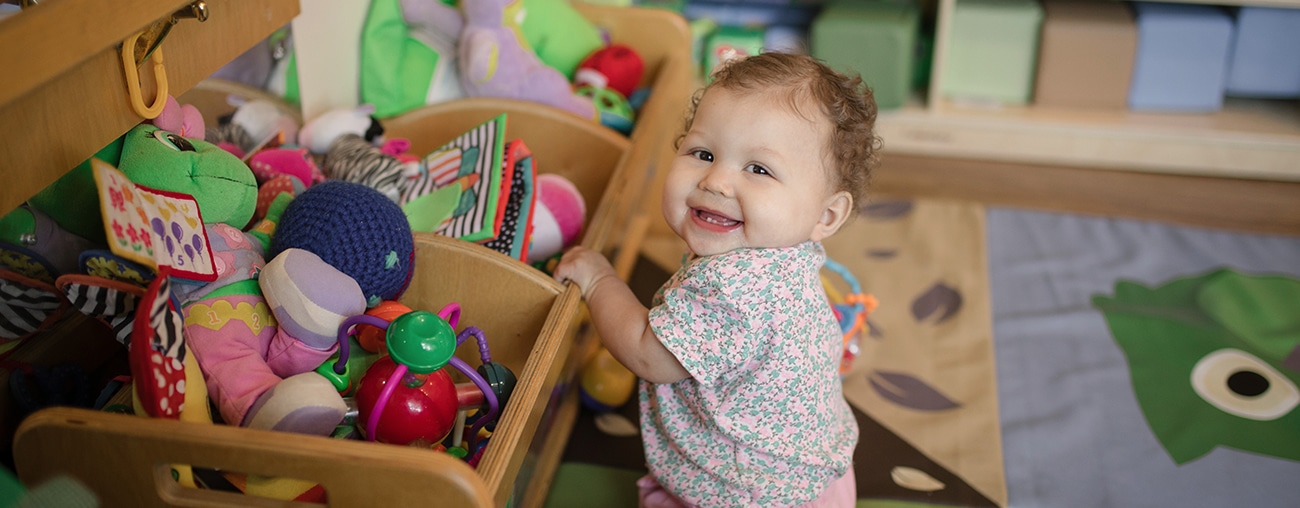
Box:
[552,246,618,296]
[552,246,596,285]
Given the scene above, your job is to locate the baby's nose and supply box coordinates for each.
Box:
[697,168,732,196]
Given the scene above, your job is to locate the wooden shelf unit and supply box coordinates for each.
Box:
[0,0,301,217]
[635,0,1300,262]
[894,0,1300,181]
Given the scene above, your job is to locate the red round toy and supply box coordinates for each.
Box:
[343,305,504,452]
[354,355,459,446]
[575,44,644,99]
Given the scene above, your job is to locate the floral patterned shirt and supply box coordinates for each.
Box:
[642,241,859,507]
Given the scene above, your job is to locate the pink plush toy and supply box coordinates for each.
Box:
[245,147,325,226]
[151,96,206,140]
[249,147,326,189]
[527,173,586,264]
[455,0,597,120]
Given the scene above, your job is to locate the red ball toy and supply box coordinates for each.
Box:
[575,44,644,99]
[355,355,460,446]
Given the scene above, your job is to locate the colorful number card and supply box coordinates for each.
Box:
[92,158,217,282]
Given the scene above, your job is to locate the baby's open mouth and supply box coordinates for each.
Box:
[693,208,740,228]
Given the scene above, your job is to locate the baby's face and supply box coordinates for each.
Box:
[662,87,839,257]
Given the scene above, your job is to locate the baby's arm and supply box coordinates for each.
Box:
[553,246,689,384]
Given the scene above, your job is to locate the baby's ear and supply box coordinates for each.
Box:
[811,191,853,242]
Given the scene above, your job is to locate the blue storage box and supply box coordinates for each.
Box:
[1225,7,1300,98]
[1128,2,1234,112]
[764,24,809,54]
[683,0,822,28]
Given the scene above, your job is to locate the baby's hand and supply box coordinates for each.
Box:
[553,246,618,298]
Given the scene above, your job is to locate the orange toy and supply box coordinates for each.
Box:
[357,300,413,353]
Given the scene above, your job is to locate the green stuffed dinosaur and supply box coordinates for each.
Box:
[25,124,258,245]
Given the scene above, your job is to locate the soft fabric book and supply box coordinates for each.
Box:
[481,139,537,261]
[399,113,507,242]
[92,158,217,283]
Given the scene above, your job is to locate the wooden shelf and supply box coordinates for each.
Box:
[872,153,1300,236]
[910,0,1300,181]
[0,0,300,217]
[1140,0,1300,7]
[876,96,1300,180]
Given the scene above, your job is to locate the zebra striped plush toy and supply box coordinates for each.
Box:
[322,133,421,203]
[299,104,422,204]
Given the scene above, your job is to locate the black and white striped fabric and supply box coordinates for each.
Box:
[205,122,256,155]
[0,276,63,340]
[130,270,187,418]
[398,146,463,206]
[323,133,409,202]
[404,117,502,240]
[143,276,185,364]
[62,280,141,346]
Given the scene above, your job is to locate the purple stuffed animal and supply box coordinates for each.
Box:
[452,0,597,119]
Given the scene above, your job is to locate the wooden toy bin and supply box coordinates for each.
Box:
[15,234,572,508]
[382,1,693,256]
[11,4,693,508]
[382,99,631,254]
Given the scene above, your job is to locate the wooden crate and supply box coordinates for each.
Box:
[0,0,301,476]
[384,2,693,255]
[10,4,693,508]
[15,234,571,507]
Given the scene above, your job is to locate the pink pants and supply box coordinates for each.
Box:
[637,469,857,508]
[183,293,334,426]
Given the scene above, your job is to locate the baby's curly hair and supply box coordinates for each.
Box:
[677,52,881,212]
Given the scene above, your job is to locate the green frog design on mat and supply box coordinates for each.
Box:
[1093,269,1300,464]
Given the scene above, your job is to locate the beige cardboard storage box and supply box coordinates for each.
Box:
[1033,0,1137,110]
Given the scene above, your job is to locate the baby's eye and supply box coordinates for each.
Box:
[745,163,772,176]
[690,149,713,162]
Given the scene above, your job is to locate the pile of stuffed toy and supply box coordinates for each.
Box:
[0,91,583,411]
[224,0,649,133]
[0,0,657,500]
[364,0,647,131]
[0,53,597,475]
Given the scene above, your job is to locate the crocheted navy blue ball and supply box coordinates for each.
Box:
[270,180,414,306]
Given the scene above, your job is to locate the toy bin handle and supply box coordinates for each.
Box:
[13,406,494,507]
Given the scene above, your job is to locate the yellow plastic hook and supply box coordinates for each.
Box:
[120,30,169,120]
